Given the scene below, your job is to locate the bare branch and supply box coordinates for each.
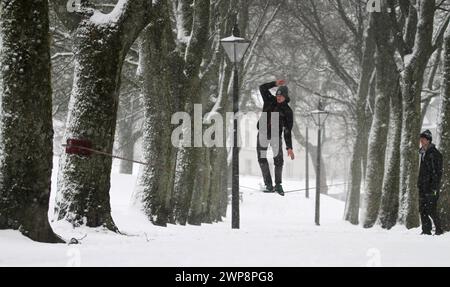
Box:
[184,0,211,79]
[432,12,450,51]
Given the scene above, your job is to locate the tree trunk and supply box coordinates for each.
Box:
[135,0,211,226]
[379,84,402,229]
[206,57,233,223]
[188,147,211,225]
[361,71,377,181]
[117,124,134,175]
[398,0,436,229]
[205,147,227,222]
[362,8,397,228]
[53,0,151,230]
[344,14,376,224]
[399,71,428,229]
[0,0,63,243]
[55,21,126,230]
[135,2,182,225]
[173,148,198,225]
[190,58,232,225]
[171,0,211,225]
[117,95,136,175]
[173,101,203,225]
[421,47,442,126]
[437,27,450,231]
[292,124,328,194]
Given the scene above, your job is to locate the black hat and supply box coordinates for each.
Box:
[420,130,432,142]
[276,86,290,102]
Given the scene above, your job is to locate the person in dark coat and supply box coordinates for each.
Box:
[418,130,444,235]
[257,80,295,196]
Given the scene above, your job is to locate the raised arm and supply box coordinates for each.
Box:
[259,79,286,102]
[259,81,277,103]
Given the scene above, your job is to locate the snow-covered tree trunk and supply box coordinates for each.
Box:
[437,27,450,231]
[361,74,377,182]
[362,8,398,228]
[379,85,402,229]
[189,79,224,225]
[205,148,228,222]
[421,48,442,126]
[136,12,180,226]
[344,15,376,225]
[0,0,63,243]
[173,93,203,225]
[189,0,247,225]
[379,10,444,229]
[136,0,212,226]
[188,148,211,225]
[205,56,233,223]
[398,0,437,229]
[171,0,211,225]
[52,0,152,230]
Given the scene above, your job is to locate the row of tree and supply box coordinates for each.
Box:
[242,0,449,231]
[1,0,449,243]
[347,0,450,231]
[0,0,277,243]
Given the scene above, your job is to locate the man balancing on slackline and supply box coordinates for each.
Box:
[257,80,295,197]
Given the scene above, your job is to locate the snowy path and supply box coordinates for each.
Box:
[1,173,450,267]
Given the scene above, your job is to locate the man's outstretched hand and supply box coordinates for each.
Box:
[276,79,286,86]
[287,149,295,160]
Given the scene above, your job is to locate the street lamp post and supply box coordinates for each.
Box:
[220,25,250,229]
[310,102,329,226]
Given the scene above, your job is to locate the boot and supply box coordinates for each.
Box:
[263,184,274,193]
[275,184,285,197]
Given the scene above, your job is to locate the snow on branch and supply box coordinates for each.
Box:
[51,0,152,40]
[432,12,450,51]
[173,0,192,46]
[90,0,129,25]
[50,0,84,31]
[51,52,75,60]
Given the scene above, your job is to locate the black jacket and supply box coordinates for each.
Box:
[257,82,294,150]
[418,144,443,194]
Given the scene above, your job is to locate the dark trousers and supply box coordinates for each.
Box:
[257,132,284,186]
[419,192,443,233]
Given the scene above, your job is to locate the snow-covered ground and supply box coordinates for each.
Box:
[1,162,450,267]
